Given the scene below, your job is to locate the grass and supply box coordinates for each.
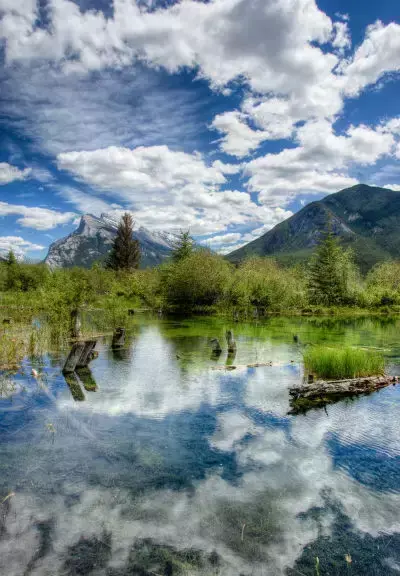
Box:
[304,346,385,380]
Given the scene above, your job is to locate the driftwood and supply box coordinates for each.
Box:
[289,375,398,402]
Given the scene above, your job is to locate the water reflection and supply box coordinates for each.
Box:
[1,316,400,575]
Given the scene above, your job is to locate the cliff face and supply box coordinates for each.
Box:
[45,213,177,268]
[227,184,400,271]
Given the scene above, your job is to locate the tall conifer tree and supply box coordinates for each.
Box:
[106,213,140,270]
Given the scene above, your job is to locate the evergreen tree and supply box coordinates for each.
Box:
[6,249,17,265]
[308,226,355,305]
[171,230,194,262]
[106,213,140,271]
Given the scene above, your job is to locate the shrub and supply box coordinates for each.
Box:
[161,249,231,311]
[225,257,307,312]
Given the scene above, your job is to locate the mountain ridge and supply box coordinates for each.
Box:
[227,184,400,272]
[45,213,177,268]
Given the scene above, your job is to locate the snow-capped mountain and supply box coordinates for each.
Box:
[45,213,177,268]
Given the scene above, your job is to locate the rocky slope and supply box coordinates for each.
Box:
[227,184,399,272]
[45,213,177,268]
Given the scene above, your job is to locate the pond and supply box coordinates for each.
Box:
[1,315,400,575]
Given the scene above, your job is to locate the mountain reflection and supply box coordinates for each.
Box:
[0,317,400,575]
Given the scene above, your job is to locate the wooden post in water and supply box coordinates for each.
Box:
[112,327,125,349]
[226,330,237,354]
[70,308,82,339]
[210,338,222,356]
[63,342,86,374]
[76,340,97,368]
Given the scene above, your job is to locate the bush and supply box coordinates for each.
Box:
[161,249,231,311]
[225,257,307,312]
[303,346,385,379]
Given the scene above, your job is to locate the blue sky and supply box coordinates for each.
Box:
[0,0,399,259]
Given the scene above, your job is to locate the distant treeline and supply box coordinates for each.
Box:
[1,226,400,319]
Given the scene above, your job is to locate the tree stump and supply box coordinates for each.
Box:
[76,340,97,368]
[63,342,86,374]
[226,330,237,353]
[112,327,125,349]
[70,309,82,339]
[210,338,222,355]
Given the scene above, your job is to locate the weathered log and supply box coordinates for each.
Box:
[112,327,125,349]
[226,330,237,354]
[290,375,398,401]
[64,372,85,401]
[76,340,97,368]
[63,342,85,374]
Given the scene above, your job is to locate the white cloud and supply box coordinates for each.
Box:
[0,162,31,185]
[383,183,400,191]
[244,119,395,206]
[0,236,44,258]
[211,111,269,158]
[341,21,400,97]
[0,201,76,230]
[332,21,351,52]
[56,186,122,215]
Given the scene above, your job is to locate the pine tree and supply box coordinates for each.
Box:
[308,226,353,305]
[171,230,194,262]
[106,213,140,271]
[6,249,17,265]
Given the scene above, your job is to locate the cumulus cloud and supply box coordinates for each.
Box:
[0,236,44,257]
[0,162,31,185]
[244,120,395,206]
[0,201,76,230]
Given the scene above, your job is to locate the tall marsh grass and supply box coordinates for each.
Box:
[304,346,385,379]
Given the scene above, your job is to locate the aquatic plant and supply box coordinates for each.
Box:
[303,346,385,379]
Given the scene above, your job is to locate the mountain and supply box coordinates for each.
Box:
[45,213,177,268]
[227,184,400,272]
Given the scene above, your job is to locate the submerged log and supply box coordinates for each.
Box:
[290,375,398,402]
[63,342,86,374]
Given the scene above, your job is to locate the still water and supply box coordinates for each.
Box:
[1,315,400,575]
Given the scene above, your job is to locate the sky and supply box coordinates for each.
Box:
[0,0,399,260]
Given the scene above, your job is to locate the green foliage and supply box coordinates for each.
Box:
[225,257,307,312]
[171,230,194,262]
[364,261,400,306]
[106,212,140,271]
[303,346,385,379]
[308,229,359,306]
[161,249,231,311]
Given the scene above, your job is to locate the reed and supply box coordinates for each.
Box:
[304,346,385,379]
